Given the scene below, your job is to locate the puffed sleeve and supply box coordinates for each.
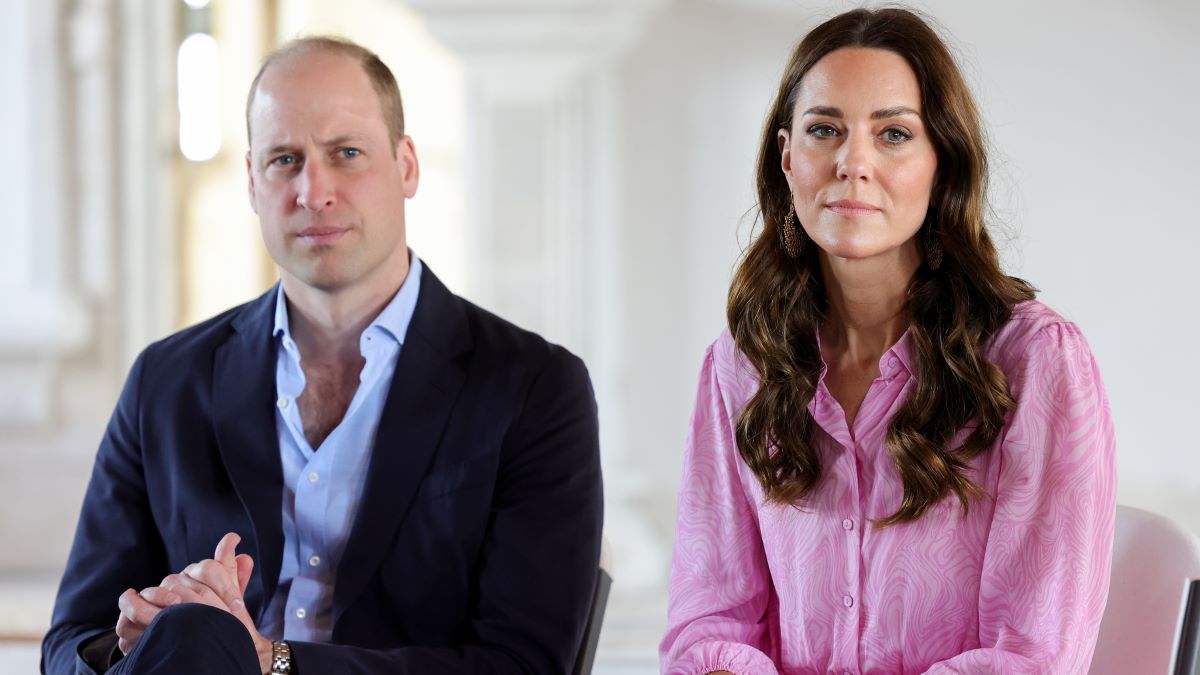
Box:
[924,321,1117,674]
[660,344,781,675]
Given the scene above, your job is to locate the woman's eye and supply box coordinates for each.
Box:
[807,124,839,138]
[883,128,913,144]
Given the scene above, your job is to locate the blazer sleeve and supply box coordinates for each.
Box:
[290,347,604,674]
[41,350,170,675]
[659,345,780,675]
[923,322,1117,674]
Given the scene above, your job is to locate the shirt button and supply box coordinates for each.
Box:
[309,555,321,567]
[842,518,854,531]
[887,356,899,369]
[308,472,319,484]
[277,397,289,409]
[843,595,854,608]
[295,607,306,619]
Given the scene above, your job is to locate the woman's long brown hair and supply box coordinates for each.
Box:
[728,8,1036,526]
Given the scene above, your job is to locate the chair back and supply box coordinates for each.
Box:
[572,539,613,675]
[1091,505,1200,674]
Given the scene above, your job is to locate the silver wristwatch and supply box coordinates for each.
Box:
[271,641,293,674]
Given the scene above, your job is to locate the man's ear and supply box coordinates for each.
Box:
[245,151,259,214]
[397,136,420,199]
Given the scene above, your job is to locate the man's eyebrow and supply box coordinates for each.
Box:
[265,144,297,156]
[322,135,365,147]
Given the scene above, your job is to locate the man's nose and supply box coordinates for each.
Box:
[836,131,874,182]
[296,161,336,211]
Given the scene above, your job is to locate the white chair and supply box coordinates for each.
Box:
[1091,505,1200,674]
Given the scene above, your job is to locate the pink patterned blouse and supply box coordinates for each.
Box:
[661,301,1116,674]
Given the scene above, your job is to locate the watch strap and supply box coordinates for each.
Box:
[270,640,293,674]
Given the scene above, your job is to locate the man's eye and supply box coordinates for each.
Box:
[339,148,362,159]
[271,155,296,167]
[883,128,913,144]
[807,124,838,138]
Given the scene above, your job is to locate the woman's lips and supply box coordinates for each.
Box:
[826,200,881,218]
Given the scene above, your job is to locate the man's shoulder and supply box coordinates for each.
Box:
[452,293,586,377]
[138,288,273,371]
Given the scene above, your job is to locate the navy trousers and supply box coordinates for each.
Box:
[108,604,261,675]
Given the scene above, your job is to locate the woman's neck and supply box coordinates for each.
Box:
[818,241,920,364]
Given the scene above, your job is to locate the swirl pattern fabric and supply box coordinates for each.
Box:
[660,301,1117,675]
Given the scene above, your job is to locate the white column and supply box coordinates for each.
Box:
[0,0,92,426]
[407,0,670,592]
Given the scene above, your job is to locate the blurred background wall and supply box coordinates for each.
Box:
[2,0,1197,671]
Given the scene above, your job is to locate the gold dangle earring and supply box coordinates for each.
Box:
[780,206,802,259]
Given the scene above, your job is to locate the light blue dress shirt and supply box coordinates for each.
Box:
[258,255,423,642]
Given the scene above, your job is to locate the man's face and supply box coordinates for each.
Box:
[246,50,418,296]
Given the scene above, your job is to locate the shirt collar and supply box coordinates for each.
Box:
[272,251,423,350]
[886,328,915,378]
[813,323,917,380]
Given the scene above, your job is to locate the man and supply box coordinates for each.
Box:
[42,36,603,674]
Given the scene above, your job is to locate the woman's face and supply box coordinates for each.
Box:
[778,47,938,265]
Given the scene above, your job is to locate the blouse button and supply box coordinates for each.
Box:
[295,607,306,619]
[842,595,854,608]
[842,518,854,531]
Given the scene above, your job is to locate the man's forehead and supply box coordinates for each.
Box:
[248,52,385,146]
[256,49,367,98]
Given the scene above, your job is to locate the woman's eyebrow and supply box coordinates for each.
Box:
[802,105,843,117]
[801,105,921,119]
[871,106,921,120]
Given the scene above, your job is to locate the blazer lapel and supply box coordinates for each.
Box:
[211,285,285,621]
[333,266,471,624]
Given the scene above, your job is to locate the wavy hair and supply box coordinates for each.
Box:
[728,7,1036,526]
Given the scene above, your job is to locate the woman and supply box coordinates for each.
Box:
[660,8,1115,674]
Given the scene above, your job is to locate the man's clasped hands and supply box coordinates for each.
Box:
[114,533,273,672]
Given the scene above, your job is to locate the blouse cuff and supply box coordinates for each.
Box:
[669,640,780,675]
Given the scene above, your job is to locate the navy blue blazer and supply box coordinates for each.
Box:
[42,265,604,674]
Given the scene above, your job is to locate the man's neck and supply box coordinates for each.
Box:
[281,260,410,365]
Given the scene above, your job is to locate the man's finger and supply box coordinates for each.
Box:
[184,559,241,609]
[213,532,241,581]
[235,553,254,596]
[118,588,162,628]
[139,586,181,609]
[162,572,226,610]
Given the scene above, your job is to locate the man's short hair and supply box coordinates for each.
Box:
[245,36,406,151]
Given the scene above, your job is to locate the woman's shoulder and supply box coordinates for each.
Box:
[706,329,762,405]
[987,299,1092,375]
[996,299,1082,339]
